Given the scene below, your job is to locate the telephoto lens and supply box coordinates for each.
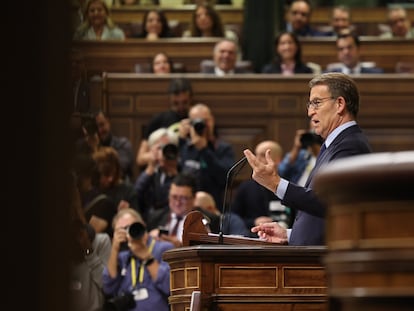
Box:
[127,222,146,240]
[104,293,136,311]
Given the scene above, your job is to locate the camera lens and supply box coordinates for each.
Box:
[127,222,146,240]
[162,143,178,160]
[191,118,206,136]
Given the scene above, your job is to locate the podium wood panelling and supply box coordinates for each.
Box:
[163,245,328,311]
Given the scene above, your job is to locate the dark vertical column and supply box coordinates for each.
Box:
[6,1,72,311]
[242,0,282,73]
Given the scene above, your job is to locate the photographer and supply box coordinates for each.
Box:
[278,127,323,186]
[177,103,235,210]
[103,208,173,311]
[133,128,180,228]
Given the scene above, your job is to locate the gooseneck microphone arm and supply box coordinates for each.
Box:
[218,156,247,244]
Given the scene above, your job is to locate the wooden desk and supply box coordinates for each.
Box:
[301,37,414,74]
[163,245,327,311]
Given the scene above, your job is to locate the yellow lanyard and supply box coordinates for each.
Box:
[131,239,155,287]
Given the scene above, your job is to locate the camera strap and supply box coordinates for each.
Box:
[131,239,155,287]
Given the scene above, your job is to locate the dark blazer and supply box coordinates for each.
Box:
[283,124,372,246]
[202,66,252,74]
[261,62,313,74]
[325,66,384,74]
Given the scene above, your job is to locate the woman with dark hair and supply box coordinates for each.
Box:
[261,31,313,75]
[182,3,238,42]
[135,9,174,40]
[151,52,174,74]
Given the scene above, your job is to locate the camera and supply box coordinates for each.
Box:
[104,292,135,311]
[190,118,206,136]
[127,222,146,240]
[80,113,98,136]
[161,143,178,160]
[300,132,323,149]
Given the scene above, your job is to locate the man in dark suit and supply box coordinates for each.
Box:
[244,72,372,246]
[202,39,252,75]
[325,32,384,74]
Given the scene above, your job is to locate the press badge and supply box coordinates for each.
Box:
[133,288,149,301]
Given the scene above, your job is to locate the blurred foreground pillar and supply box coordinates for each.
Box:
[314,151,414,311]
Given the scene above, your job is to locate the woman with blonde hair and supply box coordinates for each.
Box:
[73,0,125,40]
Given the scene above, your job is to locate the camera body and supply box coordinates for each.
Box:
[190,118,206,136]
[300,132,323,149]
[127,222,146,240]
[104,292,135,311]
[161,143,178,160]
[80,113,98,136]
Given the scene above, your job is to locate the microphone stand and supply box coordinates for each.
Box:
[219,156,247,244]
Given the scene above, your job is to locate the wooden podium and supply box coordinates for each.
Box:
[163,211,328,311]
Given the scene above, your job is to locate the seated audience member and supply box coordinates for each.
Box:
[202,39,251,75]
[232,140,293,233]
[324,5,353,36]
[149,173,202,247]
[95,110,135,183]
[261,31,314,75]
[285,0,326,37]
[133,9,174,40]
[93,146,139,212]
[182,3,238,43]
[278,126,323,187]
[68,172,111,311]
[136,78,193,167]
[178,103,236,209]
[134,128,179,225]
[103,208,173,311]
[325,32,384,74]
[73,0,125,40]
[194,191,250,237]
[151,52,174,74]
[380,5,414,39]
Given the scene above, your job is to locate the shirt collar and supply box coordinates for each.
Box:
[325,120,357,148]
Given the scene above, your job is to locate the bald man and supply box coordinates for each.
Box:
[231,140,293,234]
[194,191,249,237]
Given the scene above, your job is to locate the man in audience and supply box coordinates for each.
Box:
[325,32,384,74]
[136,77,193,167]
[202,39,251,75]
[95,110,135,183]
[327,5,352,36]
[149,173,200,248]
[194,191,250,237]
[177,103,235,209]
[380,5,414,39]
[232,140,293,234]
[285,0,325,37]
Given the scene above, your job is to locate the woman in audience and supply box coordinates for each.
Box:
[182,3,238,43]
[134,9,174,40]
[261,31,313,75]
[73,0,125,40]
[151,52,174,74]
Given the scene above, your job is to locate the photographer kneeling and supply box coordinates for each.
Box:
[103,208,174,311]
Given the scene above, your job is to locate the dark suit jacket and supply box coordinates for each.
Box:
[202,66,252,74]
[261,62,313,74]
[325,66,384,74]
[283,125,372,246]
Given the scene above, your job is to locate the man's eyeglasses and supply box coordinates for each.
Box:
[306,97,335,110]
[169,194,193,203]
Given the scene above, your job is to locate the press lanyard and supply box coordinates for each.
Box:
[131,239,155,287]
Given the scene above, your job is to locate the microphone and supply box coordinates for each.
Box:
[218,155,247,244]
